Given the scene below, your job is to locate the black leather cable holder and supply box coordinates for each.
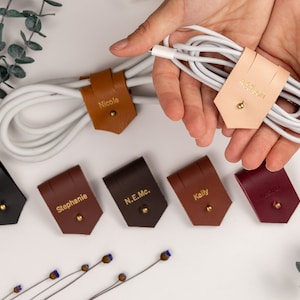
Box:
[0,161,27,225]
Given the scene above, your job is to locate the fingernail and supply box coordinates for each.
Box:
[242,165,251,170]
[110,38,128,51]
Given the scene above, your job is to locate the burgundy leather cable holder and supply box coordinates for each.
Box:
[103,157,168,227]
[235,163,299,223]
[167,156,232,226]
[80,69,137,134]
[0,161,26,225]
[38,165,103,234]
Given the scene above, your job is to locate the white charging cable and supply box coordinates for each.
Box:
[0,53,157,162]
[151,25,300,143]
[1,25,300,162]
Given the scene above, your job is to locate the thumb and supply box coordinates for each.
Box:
[110,1,183,57]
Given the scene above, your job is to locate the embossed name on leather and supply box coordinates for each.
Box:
[214,47,289,129]
[38,165,103,234]
[235,163,299,223]
[103,157,168,227]
[167,156,232,226]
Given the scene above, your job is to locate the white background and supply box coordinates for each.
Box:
[1,1,300,299]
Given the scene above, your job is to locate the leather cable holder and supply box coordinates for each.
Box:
[80,69,137,134]
[167,156,232,226]
[214,48,290,129]
[38,165,103,234]
[0,161,27,225]
[103,157,168,227]
[235,163,300,223]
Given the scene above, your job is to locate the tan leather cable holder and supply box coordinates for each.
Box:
[80,69,137,134]
[214,47,290,129]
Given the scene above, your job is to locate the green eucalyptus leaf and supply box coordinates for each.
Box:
[22,10,37,17]
[0,8,7,16]
[25,15,42,32]
[0,88,7,99]
[296,262,300,273]
[8,64,26,78]
[44,0,62,7]
[8,44,25,58]
[6,9,24,17]
[0,41,6,51]
[36,31,46,38]
[20,30,27,43]
[26,41,42,51]
[15,56,34,64]
[0,65,9,81]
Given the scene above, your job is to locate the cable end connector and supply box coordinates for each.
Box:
[151,45,176,60]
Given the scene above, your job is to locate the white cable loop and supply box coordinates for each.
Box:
[153,25,300,142]
[1,25,300,162]
[0,53,157,162]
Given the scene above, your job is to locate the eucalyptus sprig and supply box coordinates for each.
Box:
[0,0,62,98]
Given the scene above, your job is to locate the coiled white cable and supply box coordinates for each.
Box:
[151,25,300,142]
[1,25,300,162]
[0,53,157,162]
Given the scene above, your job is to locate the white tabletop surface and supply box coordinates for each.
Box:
[1,1,300,299]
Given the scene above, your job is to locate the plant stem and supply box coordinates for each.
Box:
[11,0,46,71]
[39,0,45,15]
[0,0,13,24]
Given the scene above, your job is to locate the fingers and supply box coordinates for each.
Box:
[180,70,206,138]
[225,124,278,169]
[194,85,219,146]
[152,57,184,121]
[110,0,184,57]
[153,57,218,145]
[264,135,300,171]
[225,123,300,171]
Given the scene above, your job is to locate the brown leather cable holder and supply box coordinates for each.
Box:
[167,156,232,226]
[38,165,103,234]
[80,69,137,134]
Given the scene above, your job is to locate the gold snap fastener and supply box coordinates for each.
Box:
[237,101,245,109]
[76,214,83,222]
[206,205,213,212]
[140,206,149,214]
[273,201,281,209]
[110,110,117,117]
[0,203,6,211]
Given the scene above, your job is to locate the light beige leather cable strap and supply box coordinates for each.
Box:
[80,69,137,134]
[214,48,290,129]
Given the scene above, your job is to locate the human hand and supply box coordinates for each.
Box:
[110,0,274,146]
[223,0,300,171]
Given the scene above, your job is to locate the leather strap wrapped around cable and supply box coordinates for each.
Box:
[80,69,137,134]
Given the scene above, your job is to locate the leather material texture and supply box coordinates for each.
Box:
[38,165,103,234]
[0,161,26,225]
[235,163,299,223]
[81,69,137,134]
[214,47,289,129]
[167,156,232,226]
[103,157,168,227]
